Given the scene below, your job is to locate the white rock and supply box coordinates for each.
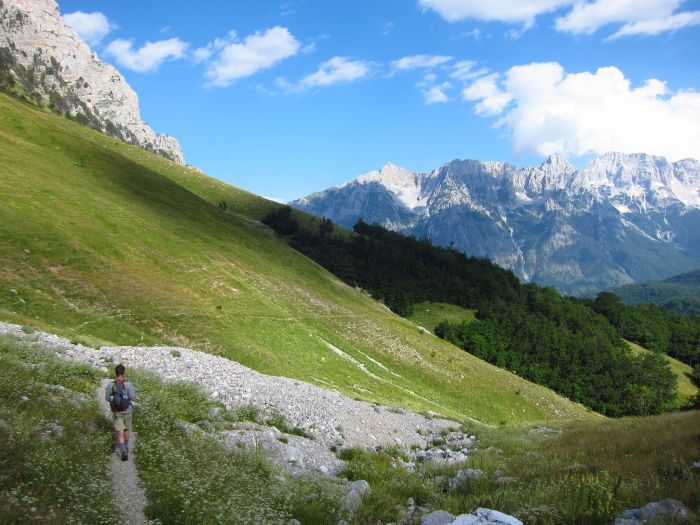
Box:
[0,0,184,163]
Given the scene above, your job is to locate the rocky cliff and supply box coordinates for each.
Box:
[292,153,700,296]
[0,0,184,163]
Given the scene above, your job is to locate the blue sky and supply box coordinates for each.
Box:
[59,0,700,202]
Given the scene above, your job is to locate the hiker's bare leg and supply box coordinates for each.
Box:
[117,429,125,444]
[124,429,130,445]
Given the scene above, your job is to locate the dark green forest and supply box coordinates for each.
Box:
[435,287,676,416]
[264,207,697,416]
[588,293,700,367]
[264,208,520,315]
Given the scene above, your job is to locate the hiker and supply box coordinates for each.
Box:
[105,363,137,461]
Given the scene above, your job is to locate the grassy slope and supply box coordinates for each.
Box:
[409,302,476,332]
[626,340,698,407]
[0,335,116,523]
[0,93,594,424]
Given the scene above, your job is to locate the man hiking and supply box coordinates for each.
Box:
[105,363,137,461]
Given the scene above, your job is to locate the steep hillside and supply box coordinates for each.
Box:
[0,92,594,424]
[612,269,700,315]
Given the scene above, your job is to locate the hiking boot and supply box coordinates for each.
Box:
[121,449,128,461]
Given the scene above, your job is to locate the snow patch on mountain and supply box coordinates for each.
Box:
[341,162,429,210]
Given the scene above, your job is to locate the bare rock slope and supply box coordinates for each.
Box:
[0,0,184,163]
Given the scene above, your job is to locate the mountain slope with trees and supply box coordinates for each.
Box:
[262,209,681,416]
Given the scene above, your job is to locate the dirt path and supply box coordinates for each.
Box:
[98,380,150,525]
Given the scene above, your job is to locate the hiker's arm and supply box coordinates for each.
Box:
[127,383,137,401]
[105,383,112,402]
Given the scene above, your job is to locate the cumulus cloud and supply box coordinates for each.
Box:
[104,38,188,73]
[390,54,453,72]
[203,27,300,87]
[193,30,237,64]
[417,0,571,26]
[557,0,700,38]
[463,62,700,161]
[462,73,512,114]
[63,11,115,46]
[300,57,370,88]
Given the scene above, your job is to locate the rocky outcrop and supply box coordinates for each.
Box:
[615,498,691,524]
[0,0,184,163]
[292,153,700,296]
[420,508,522,525]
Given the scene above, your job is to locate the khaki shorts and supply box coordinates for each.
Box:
[113,411,133,432]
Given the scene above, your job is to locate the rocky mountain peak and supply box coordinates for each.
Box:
[540,155,575,175]
[0,0,184,163]
[354,162,427,209]
[572,152,699,209]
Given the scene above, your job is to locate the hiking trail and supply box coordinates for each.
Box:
[98,380,150,525]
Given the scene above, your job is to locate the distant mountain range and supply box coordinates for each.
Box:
[612,269,700,315]
[292,152,700,296]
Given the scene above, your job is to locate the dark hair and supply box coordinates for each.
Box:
[115,364,126,377]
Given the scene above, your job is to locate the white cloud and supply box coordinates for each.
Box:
[462,73,512,114]
[450,60,489,81]
[463,62,700,161]
[390,54,453,72]
[417,73,452,104]
[63,11,115,46]
[203,27,300,87]
[425,83,452,104]
[418,0,572,25]
[418,0,700,38]
[556,0,700,37]
[104,38,188,73]
[300,57,370,88]
[193,30,237,64]
[609,10,700,38]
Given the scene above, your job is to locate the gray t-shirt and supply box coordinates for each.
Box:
[105,380,137,413]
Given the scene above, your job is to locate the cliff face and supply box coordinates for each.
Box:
[0,0,184,163]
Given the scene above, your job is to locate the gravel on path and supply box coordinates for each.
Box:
[2,322,473,475]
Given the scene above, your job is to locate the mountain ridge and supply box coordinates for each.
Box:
[292,152,700,295]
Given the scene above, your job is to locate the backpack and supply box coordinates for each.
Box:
[110,381,130,412]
